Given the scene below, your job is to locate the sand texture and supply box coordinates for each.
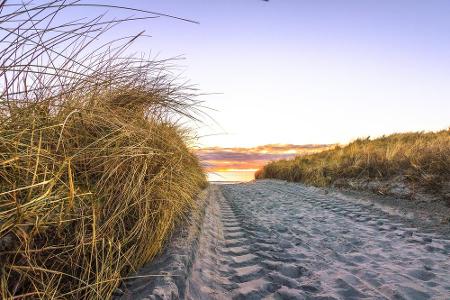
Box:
[121,181,450,299]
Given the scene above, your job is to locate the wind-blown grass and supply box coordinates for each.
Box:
[256,130,450,197]
[0,1,206,299]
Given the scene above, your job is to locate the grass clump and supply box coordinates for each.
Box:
[256,130,450,197]
[0,1,206,299]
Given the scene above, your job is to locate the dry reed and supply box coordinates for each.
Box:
[0,1,206,299]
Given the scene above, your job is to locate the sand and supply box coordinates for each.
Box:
[119,180,450,299]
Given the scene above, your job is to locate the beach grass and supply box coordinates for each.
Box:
[255,129,450,197]
[0,1,206,299]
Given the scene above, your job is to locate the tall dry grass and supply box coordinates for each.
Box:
[0,1,206,299]
[256,130,450,195]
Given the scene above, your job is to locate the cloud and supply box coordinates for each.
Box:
[196,144,332,172]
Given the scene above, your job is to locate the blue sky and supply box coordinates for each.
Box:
[58,1,450,147]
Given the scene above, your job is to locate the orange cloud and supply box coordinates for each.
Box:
[196,144,332,173]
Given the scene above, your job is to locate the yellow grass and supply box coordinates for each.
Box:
[256,129,450,194]
[0,2,206,299]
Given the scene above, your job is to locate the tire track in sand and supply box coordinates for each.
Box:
[186,185,323,300]
[187,181,450,300]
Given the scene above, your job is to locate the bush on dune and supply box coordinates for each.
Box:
[256,130,450,194]
[0,2,206,299]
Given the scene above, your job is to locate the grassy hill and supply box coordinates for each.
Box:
[256,129,450,201]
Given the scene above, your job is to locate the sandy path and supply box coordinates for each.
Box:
[186,181,450,299]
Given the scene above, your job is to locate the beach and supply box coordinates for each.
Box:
[120,180,450,299]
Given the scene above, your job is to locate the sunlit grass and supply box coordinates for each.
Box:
[256,129,450,195]
[0,1,206,299]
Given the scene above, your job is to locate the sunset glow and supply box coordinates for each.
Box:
[196,144,332,181]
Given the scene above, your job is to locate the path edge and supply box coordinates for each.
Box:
[115,186,212,299]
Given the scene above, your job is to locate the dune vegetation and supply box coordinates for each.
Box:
[256,129,450,199]
[0,2,206,299]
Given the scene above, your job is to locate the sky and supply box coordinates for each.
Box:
[98,0,450,180]
[92,0,450,148]
[10,0,450,180]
